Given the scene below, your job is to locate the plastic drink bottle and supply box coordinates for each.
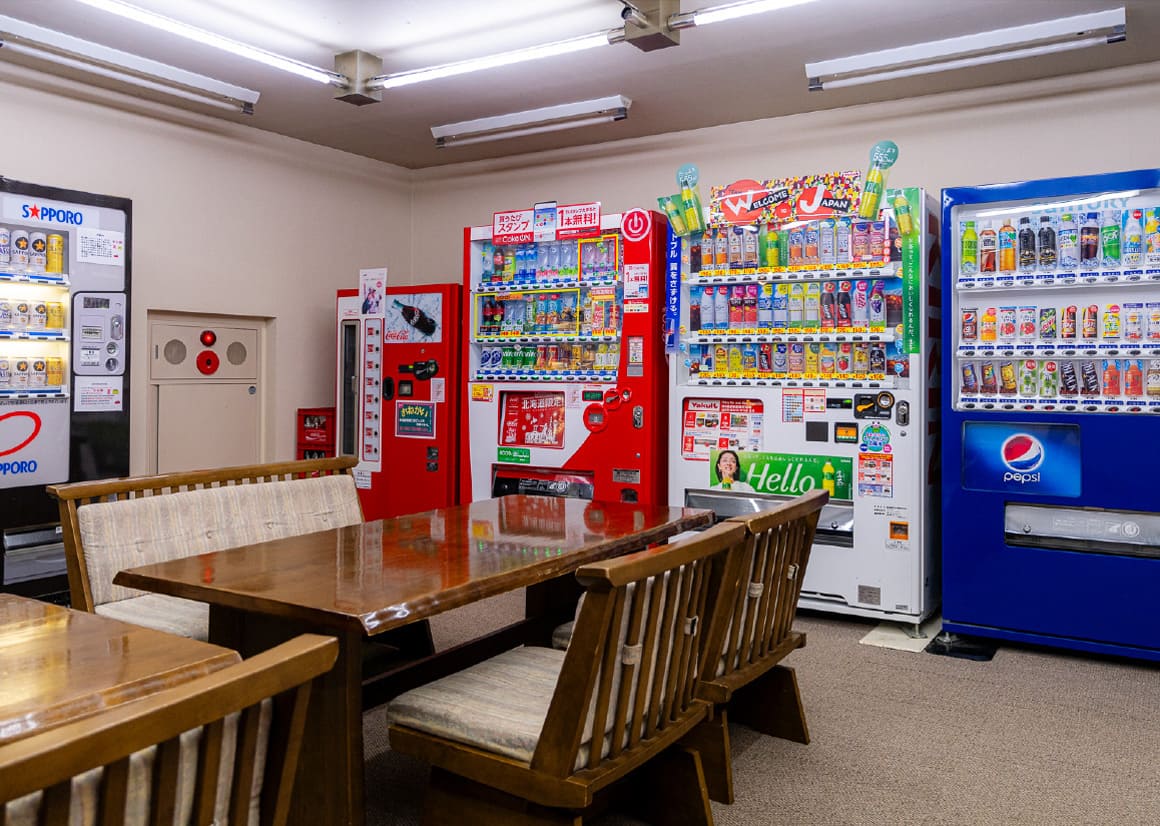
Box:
[961,221,978,274]
[979,221,997,273]
[892,192,914,236]
[1080,212,1101,268]
[1037,216,1057,270]
[998,219,1016,272]
[1058,214,1079,269]
[822,461,836,496]
[700,286,715,329]
[1018,217,1037,272]
[1101,210,1122,266]
[1123,209,1144,266]
[858,140,899,219]
[714,284,729,330]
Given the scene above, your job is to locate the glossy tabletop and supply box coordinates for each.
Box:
[115,496,712,636]
[0,594,239,745]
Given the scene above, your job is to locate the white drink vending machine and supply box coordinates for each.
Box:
[668,180,940,624]
[0,176,130,604]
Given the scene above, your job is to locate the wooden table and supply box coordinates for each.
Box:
[114,495,712,826]
[0,593,239,745]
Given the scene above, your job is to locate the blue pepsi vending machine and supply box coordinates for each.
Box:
[942,168,1160,661]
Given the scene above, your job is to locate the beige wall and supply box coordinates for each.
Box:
[0,64,413,471]
[409,60,1160,283]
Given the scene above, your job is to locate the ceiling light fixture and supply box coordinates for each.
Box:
[669,0,820,29]
[0,15,259,113]
[806,8,1126,91]
[431,95,631,148]
[367,30,620,91]
[73,0,347,86]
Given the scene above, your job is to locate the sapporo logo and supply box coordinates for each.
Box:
[1001,433,1044,484]
[0,410,42,473]
[21,203,85,225]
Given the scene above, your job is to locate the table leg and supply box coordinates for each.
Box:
[209,606,365,826]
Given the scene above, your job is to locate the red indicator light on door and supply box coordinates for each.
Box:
[197,351,220,375]
[199,330,217,347]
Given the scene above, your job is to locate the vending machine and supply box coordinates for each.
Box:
[942,168,1160,661]
[460,204,669,504]
[0,176,130,603]
[336,282,461,521]
[668,177,940,624]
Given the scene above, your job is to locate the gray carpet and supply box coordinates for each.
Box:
[363,590,1160,825]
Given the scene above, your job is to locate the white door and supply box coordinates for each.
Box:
[148,314,265,473]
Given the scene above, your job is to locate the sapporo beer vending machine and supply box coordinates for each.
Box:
[0,177,130,602]
[668,176,940,624]
[943,168,1160,661]
[337,281,461,521]
[461,204,668,504]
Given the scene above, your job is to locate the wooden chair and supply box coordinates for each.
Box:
[387,521,748,826]
[0,633,338,826]
[685,489,828,804]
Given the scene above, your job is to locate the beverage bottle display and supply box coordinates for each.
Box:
[804,283,821,326]
[700,286,715,329]
[1123,209,1144,266]
[998,218,1017,272]
[714,284,729,329]
[1058,214,1079,268]
[701,228,716,269]
[821,461,836,496]
[979,221,997,273]
[1101,210,1122,266]
[868,281,885,324]
[835,282,853,328]
[1017,216,1037,272]
[1079,212,1101,268]
[715,229,729,270]
[744,284,759,326]
[819,282,835,328]
[1102,359,1121,395]
[1124,360,1143,396]
[960,221,978,274]
[787,284,804,324]
[773,284,789,326]
[858,140,899,219]
[728,285,744,328]
[757,283,773,327]
[1149,360,1160,397]
[892,192,914,236]
[1037,216,1057,269]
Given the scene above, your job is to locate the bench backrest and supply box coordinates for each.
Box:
[700,490,827,701]
[531,521,747,777]
[0,634,338,826]
[46,457,361,611]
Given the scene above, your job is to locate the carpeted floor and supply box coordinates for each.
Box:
[362,590,1160,825]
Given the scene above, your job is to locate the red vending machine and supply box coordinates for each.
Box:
[460,204,669,504]
[336,281,461,520]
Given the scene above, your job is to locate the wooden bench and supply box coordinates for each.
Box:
[1,634,338,826]
[686,489,828,804]
[387,521,748,826]
[46,457,367,641]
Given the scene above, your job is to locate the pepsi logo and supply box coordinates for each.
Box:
[620,208,650,243]
[1001,433,1044,473]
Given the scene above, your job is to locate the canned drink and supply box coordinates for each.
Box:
[1082,304,1099,339]
[1018,306,1037,340]
[836,342,853,374]
[961,308,978,341]
[1018,359,1039,396]
[773,342,788,372]
[29,303,47,330]
[727,344,744,376]
[961,362,978,393]
[818,343,837,375]
[46,234,65,274]
[28,232,47,273]
[998,306,1017,341]
[0,226,9,268]
[1080,360,1100,395]
[980,307,998,342]
[980,361,998,393]
[869,344,887,374]
[1148,303,1160,341]
[45,301,65,329]
[853,342,870,374]
[1102,304,1121,339]
[1123,303,1144,341]
[0,357,9,388]
[805,343,820,374]
[758,343,773,374]
[10,230,29,269]
[1059,360,1079,396]
[697,344,712,374]
[1061,305,1077,339]
[30,358,47,388]
[12,302,29,329]
[46,356,64,386]
[1038,307,1057,339]
[0,299,11,329]
[787,342,805,374]
[999,361,1017,393]
[11,358,28,389]
[713,344,728,374]
[1039,360,1059,396]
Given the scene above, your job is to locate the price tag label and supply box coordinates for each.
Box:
[493,209,534,244]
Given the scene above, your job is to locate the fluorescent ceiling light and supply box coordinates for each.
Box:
[431,95,630,148]
[670,0,821,29]
[806,8,1126,91]
[73,0,346,86]
[0,14,259,112]
[368,31,617,91]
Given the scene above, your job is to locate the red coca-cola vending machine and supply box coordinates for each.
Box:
[460,204,669,504]
[336,279,461,520]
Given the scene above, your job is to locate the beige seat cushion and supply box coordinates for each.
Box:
[96,594,210,641]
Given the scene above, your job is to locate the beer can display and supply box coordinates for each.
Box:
[1017,359,1038,396]
[45,301,65,329]
[1039,360,1060,396]
[46,234,64,274]
[12,302,29,329]
[29,358,47,388]
[0,356,10,388]
[29,302,47,330]
[10,230,29,269]
[45,356,64,386]
[29,232,47,273]
[11,358,29,389]
[0,226,9,268]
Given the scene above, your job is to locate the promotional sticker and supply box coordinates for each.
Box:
[858,453,894,498]
[680,398,763,461]
[962,421,1081,497]
[709,450,852,499]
